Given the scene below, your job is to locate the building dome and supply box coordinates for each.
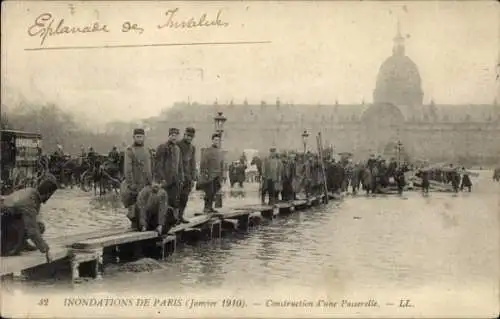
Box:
[373,23,424,106]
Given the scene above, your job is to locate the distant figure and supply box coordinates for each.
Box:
[460,168,472,192]
[493,167,500,182]
[108,146,120,165]
[395,166,406,195]
[421,169,430,194]
[229,160,246,188]
[450,168,460,193]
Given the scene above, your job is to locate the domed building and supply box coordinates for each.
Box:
[373,22,423,106]
[113,24,500,165]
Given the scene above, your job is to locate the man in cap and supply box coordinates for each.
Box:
[198,133,223,213]
[135,183,168,234]
[121,128,153,229]
[261,147,283,205]
[177,127,197,223]
[0,174,58,261]
[155,128,184,225]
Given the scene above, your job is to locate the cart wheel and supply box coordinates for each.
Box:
[1,216,26,256]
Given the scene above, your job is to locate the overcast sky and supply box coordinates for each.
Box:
[2,1,499,125]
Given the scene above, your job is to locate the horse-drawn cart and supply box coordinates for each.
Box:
[1,130,42,195]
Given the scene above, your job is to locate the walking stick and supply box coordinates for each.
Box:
[316,133,329,204]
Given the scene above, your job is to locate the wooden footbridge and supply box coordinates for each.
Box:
[1,193,341,282]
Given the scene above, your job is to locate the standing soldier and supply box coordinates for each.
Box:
[155,128,184,225]
[198,133,223,213]
[121,128,153,230]
[177,127,197,223]
[261,148,283,205]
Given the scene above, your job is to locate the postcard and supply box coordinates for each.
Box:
[1,1,499,318]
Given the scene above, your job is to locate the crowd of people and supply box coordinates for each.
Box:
[1,125,483,262]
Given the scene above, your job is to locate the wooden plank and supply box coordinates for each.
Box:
[1,246,69,276]
[217,210,252,219]
[52,227,132,246]
[234,204,274,212]
[169,215,213,234]
[275,202,292,209]
[72,231,159,249]
[292,199,308,206]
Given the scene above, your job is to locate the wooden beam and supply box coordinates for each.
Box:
[72,231,159,250]
[1,246,68,276]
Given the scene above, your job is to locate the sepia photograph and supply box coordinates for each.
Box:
[1,1,499,317]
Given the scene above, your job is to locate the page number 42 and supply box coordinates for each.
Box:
[38,298,49,306]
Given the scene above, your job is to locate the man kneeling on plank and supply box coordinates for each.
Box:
[0,174,58,262]
[135,183,170,235]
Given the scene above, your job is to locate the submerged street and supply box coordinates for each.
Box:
[2,171,498,317]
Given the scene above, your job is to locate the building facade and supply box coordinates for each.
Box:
[142,25,500,165]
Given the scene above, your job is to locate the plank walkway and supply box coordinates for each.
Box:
[2,193,337,280]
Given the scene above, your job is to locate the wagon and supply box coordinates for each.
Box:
[1,129,42,195]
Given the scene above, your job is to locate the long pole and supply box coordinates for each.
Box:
[316,132,329,204]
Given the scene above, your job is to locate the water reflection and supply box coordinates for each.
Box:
[3,181,498,296]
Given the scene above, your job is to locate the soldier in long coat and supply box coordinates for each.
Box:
[177,127,197,223]
[261,148,283,205]
[281,153,295,201]
[198,133,224,213]
[155,128,184,225]
[121,128,153,229]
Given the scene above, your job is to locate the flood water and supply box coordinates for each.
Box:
[2,172,499,317]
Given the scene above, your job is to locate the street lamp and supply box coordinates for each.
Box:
[302,130,309,154]
[214,112,227,208]
[214,111,227,137]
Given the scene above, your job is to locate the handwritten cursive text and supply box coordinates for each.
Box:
[157,8,229,30]
[28,13,110,46]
